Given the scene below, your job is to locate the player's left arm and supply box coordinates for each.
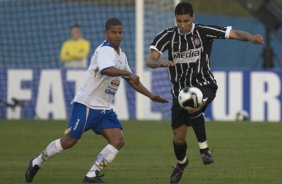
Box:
[229,30,264,45]
[126,78,168,103]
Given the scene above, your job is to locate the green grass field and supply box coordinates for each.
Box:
[0,120,282,184]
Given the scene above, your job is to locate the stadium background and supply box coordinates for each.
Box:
[1,2,282,184]
[1,0,282,121]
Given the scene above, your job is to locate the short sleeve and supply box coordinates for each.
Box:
[96,46,115,71]
[150,29,171,54]
[198,24,232,40]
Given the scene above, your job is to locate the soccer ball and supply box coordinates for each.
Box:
[178,86,203,109]
[235,110,249,121]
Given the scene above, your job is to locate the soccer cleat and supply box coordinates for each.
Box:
[201,150,214,165]
[83,171,105,183]
[25,158,40,183]
[170,160,188,184]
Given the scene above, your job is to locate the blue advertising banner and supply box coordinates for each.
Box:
[0,68,281,121]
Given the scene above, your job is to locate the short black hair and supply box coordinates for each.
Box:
[71,23,81,29]
[105,18,122,30]
[174,2,193,16]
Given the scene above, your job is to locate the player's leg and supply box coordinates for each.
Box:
[170,124,189,184]
[173,124,188,165]
[191,85,216,165]
[84,109,123,183]
[31,103,88,165]
[170,100,189,184]
[24,138,64,183]
[190,112,214,165]
[25,102,89,183]
[29,135,78,169]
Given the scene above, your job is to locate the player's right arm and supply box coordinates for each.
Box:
[101,67,139,86]
[96,46,140,85]
[146,28,175,69]
[101,66,168,104]
[146,49,174,69]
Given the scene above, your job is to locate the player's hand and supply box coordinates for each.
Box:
[186,100,206,114]
[160,60,174,67]
[250,34,264,45]
[129,73,140,86]
[150,95,169,103]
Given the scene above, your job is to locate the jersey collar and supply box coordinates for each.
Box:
[102,40,114,47]
[101,40,122,54]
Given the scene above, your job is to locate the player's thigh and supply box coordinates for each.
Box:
[171,99,191,128]
[65,102,89,140]
[91,110,124,149]
[198,85,217,113]
[198,85,217,106]
[91,109,123,135]
[172,124,188,144]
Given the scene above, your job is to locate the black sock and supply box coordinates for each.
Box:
[173,141,187,161]
[191,114,206,142]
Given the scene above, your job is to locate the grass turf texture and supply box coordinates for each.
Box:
[0,120,282,184]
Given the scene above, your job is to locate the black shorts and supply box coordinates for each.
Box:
[171,85,217,129]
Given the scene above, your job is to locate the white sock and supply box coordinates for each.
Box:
[199,141,208,150]
[86,144,118,178]
[32,139,63,167]
[178,157,187,164]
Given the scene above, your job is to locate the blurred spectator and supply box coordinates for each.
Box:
[60,24,90,68]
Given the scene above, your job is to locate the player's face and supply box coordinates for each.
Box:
[105,25,123,48]
[175,14,194,34]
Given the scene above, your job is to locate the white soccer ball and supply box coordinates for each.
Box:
[235,110,249,121]
[178,86,203,109]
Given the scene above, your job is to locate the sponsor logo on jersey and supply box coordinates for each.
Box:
[172,48,201,64]
[111,79,120,87]
[105,89,116,95]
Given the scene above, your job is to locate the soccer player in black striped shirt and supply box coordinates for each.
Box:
[147,2,264,183]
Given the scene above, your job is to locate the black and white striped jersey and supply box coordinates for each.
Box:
[150,23,231,98]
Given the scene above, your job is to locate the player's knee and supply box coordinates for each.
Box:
[173,129,187,144]
[110,138,124,150]
[173,131,186,144]
[60,136,77,149]
[173,137,186,145]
